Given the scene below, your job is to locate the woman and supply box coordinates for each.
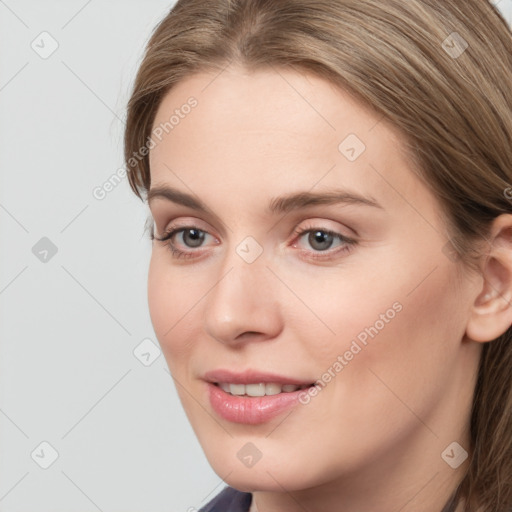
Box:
[123,1,512,511]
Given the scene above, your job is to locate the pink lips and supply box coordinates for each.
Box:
[203,369,313,424]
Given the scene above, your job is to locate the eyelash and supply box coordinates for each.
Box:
[151,224,357,261]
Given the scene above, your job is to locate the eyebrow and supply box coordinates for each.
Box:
[147,185,383,215]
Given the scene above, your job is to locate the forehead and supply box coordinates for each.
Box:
[148,66,432,220]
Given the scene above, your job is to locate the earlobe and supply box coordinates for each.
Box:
[465,214,512,343]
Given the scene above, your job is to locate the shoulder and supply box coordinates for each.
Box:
[198,486,252,512]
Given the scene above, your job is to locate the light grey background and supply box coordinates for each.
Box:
[0,1,222,511]
[1,1,511,511]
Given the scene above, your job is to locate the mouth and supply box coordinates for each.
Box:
[203,369,317,423]
[212,382,314,397]
[206,381,315,424]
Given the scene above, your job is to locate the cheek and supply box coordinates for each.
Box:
[327,262,465,424]
[276,260,408,365]
[147,253,197,368]
[316,240,464,359]
[293,250,465,405]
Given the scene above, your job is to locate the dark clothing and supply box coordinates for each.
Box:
[199,486,252,512]
[199,485,459,512]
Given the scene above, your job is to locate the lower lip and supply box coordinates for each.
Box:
[206,382,308,424]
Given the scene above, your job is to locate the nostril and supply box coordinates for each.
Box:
[236,331,261,340]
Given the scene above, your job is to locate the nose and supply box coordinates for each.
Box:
[203,246,283,346]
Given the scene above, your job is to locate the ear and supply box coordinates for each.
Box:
[466,214,512,342]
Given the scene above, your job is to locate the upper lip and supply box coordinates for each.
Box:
[203,369,314,386]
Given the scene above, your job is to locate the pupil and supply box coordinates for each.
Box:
[184,229,204,248]
[309,230,333,251]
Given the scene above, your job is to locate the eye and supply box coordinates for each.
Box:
[291,225,357,260]
[151,222,357,261]
[151,226,214,260]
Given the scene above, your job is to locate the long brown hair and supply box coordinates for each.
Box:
[123,1,512,510]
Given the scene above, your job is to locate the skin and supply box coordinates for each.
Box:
[146,64,512,512]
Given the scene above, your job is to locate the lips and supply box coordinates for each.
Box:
[203,369,316,424]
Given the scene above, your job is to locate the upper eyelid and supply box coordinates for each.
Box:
[153,218,212,239]
[160,224,353,246]
[157,215,355,235]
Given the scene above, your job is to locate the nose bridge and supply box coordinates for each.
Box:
[203,237,282,344]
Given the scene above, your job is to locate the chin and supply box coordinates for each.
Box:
[204,446,325,493]
[222,469,306,494]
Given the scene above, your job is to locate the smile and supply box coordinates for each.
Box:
[215,382,312,396]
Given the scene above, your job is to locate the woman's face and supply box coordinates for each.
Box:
[147,65,482,497]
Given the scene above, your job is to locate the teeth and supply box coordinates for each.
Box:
[230,384,245,396]
[217,382,309,396]
[219,383,231,393]
[245,383,266,396]
[265,383,282,395]
[282,384,300,392]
